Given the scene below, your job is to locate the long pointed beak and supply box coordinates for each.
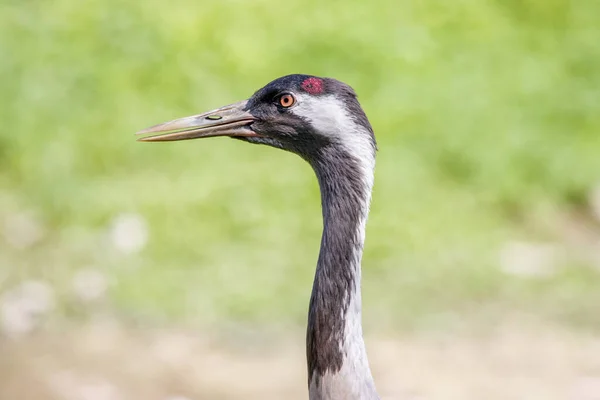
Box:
[136,100,260,142]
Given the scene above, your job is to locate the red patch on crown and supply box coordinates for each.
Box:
[301,77,324,95]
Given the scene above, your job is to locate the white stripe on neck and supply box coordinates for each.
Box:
[293,94,378,399]
[291,93,375,195]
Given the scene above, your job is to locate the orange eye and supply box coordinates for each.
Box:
[279,94,296,108]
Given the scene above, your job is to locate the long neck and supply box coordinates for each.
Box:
[306,145,378,400]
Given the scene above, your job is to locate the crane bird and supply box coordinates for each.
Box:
[137,74,379,400]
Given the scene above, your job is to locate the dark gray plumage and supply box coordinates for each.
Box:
[138,74,379,400]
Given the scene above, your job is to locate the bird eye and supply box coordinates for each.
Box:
[278,94,296,108]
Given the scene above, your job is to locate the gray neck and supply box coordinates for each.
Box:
[306,145,379,400]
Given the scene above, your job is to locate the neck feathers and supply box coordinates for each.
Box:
[306,140,378,400]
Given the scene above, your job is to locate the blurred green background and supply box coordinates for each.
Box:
[1,0,600,335]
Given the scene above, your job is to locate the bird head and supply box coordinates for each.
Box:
[137,74,376,165]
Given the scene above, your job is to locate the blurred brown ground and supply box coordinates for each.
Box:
[2,316,600,400]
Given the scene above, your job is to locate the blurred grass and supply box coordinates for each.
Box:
[1,0,599,330]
